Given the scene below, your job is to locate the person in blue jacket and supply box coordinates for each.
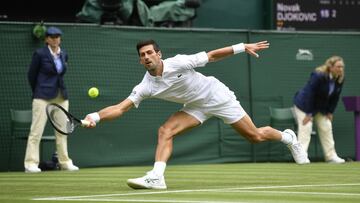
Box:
[24,27,79,173]
[293,56,345,163]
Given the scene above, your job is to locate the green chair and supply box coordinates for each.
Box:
[269,106,318,158]
[8,109,55,171]
[269,107,297,131]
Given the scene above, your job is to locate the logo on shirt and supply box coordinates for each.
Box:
[131,91,137,96]
[177,74,182,78]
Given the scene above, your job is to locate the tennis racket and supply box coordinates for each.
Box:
[46,103,90,135]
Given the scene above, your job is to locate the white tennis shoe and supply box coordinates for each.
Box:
[127,171,167,189]
[61,163,79,171]
[327,156,345,164]
[284,129,310,165]
[25,165,41,173]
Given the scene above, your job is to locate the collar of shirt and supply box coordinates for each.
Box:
[146,60,168,81]
[146,71,166,84]
[48,45,61,58]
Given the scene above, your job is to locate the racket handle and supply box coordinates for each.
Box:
[81,119,91,127]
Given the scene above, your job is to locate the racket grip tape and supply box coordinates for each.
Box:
[81,120,91,127]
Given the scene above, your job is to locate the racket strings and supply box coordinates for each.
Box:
[48,106,73,134]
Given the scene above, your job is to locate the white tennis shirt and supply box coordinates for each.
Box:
[128,51,233,108]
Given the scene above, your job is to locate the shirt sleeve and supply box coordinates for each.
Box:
[127,82,150,108]
[168,51,209,70]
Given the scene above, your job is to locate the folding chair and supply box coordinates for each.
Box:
[8,109,55,170]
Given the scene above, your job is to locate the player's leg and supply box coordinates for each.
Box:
[231,114,309,164]
[210,96,294,144]
[127,111,201,189]
[155,111,201,162]
[231,114,282,142]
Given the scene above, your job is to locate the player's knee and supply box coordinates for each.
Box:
[260,126,273,134]
[158,125,174,141]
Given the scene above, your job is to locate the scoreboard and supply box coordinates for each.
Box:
[273,0,360,31]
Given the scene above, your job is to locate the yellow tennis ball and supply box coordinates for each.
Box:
[88,87,99,98]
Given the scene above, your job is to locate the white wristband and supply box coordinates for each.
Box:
[88,112,100,123]
[232,43,245,54]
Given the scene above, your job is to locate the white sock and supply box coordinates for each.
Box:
[152,162,166,177]
[280,130,293,145]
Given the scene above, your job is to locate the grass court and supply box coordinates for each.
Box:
[1,162,360,203]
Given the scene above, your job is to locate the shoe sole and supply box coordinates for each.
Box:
[297,160,310,165]
[327,161,345,164]
[127,180,149,189]
[25,170,41,173]
[127,180,167,190]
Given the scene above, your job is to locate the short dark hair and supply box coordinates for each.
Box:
[136,39,160,55]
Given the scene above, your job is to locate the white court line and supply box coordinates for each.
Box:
[221,190,360,196]
[34,199,250,203]
[32,183,360,201]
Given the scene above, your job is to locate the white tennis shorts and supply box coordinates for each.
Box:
[181,82,246,124]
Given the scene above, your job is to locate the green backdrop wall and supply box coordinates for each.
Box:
[193,0,266,29]
[0,23,359,171]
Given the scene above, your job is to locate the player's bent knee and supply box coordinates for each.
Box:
[261,126,273,134]
[158,126,174,141]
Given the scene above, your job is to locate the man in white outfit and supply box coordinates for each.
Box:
[84,39,309,189]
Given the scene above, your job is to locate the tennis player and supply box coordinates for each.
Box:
[84,39,309,189]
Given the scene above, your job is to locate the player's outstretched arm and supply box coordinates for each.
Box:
[207,41,269,62]
[84,99,134,128]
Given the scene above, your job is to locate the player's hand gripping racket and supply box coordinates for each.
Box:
[46,103,90,135]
